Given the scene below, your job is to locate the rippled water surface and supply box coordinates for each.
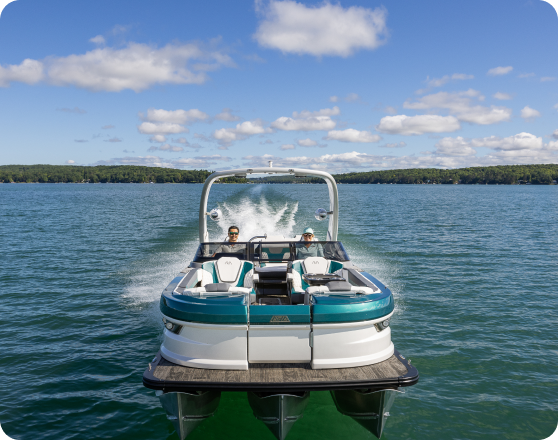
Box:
[0,183,556,440]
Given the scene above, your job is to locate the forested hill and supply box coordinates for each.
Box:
[1,164,557,185]
[0,165,246,184]
[333,164,558,185]
[254,164,558,185]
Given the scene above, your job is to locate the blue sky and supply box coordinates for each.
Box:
[0,0,557,173]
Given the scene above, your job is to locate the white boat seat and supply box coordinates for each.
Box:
[288,258,345,293]
[306,284,376,295]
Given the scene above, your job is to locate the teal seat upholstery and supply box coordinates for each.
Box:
[288,258,344,293]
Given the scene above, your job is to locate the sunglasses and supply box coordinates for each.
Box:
[303,233,313,237]
[229,232,239,235]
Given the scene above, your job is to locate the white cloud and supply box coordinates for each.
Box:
[384,106,397,115]
[487,66,513,76]
[149,135,167,143]
[0,41,234,91]
[66,160,75,164]
[540,77,556,82]
[102,124,115,129]
[142,108,209,124]
[470,133,543,151]
[172,137,189,144]
[434,137,477,156]
[215,108,241,121]
[376,115,461,135]
[0,59,44,87]
[452,73,474,80]
[297,138,318,147]
[329,96,339,103]
[518,73,535,78]
[172,155,232,167]
[89,35,106,45]
[493,92,512,100]
[281,144,295,150]
[403,90,512,125]
[325,129,382,143]
[104,137,122,143]
[138,122,189,135]
[553,129,558,140]
[148,144,184,152]
[271,106,339,132]
[213,119,271,144]
[520,106,541,120]
[74,139,88,143]
[254,1,388,57]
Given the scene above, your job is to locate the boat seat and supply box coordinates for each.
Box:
[306,281,375,296]
[287,257,344,293]
[182,257,255,298]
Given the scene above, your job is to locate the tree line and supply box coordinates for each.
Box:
[0,165,247,184]
[1,164,557,185]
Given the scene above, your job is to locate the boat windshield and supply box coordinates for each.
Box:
[193,241,350,263]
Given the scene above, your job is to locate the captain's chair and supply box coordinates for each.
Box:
[287,257,344,294]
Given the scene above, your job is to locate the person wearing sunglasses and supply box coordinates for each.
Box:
[295,227,323,259]
[213,226,246,256]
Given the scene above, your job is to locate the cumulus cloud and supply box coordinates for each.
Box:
[149,135,167,143]
[254,1,388,57]
[520,106,541,120]
[297,138,318,147]
[0,59,44,87]
[89,35,106,45]
[325,129,382,143]
[384,106,397,115]
[280,144,295,150]
[434,137,477,156]
[553,129,558,140]
[493,92,512,100]
[487,66,513,76]
[0,41,234,91]
[213,119,271,144]
[403,90,512,125]
[271,107,339,132]
[329,93,359,103]
[138,122,189,135]
[215,108,241,121]
[56,106,86,114]
[148,144,184,152]
[141,108,209,124]
[65,160,75,164]
[376,115,460,135]
[469,132,543,151]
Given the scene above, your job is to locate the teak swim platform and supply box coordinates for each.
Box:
[143,166,419,440]
[143,350,418,392]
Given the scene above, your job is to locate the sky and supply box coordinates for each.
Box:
[0,0,557,173]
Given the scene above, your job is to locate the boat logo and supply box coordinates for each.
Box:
[224,261,232,265]
[270,315,290,323]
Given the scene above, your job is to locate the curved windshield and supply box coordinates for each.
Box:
[193,241,350,263]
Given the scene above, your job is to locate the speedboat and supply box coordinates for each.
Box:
[143,166,418,440]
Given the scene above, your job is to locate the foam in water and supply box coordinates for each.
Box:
[123,193,299,306]
[210,194,299,241]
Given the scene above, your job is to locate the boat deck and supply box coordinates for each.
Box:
[143,350,419,392]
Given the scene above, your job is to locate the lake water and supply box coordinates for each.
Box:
[0,183,556,440]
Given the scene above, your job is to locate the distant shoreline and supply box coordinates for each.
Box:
[1,164,557,185]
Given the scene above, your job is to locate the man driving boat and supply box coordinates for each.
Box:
[295,227,324,259]
[213,225,246,255]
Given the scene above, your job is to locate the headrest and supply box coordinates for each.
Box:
[215,257,242,283]
[302,257,329,274]
[325,281,352,291]
[205,283,231,292]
